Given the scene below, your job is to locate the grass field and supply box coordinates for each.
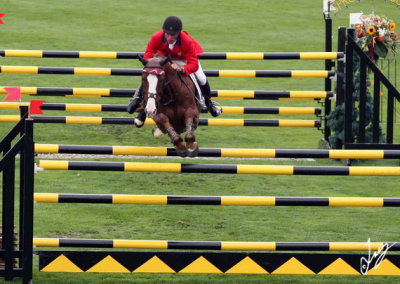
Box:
[1,0,400,283]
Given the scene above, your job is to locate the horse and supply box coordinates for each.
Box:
[138,55,200,157]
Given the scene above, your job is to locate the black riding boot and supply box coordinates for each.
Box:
[200,80,221,117]
[127,84,143,114]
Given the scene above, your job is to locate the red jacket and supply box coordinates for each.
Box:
[144,30,203,75]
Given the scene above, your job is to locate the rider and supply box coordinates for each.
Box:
[127,16,221,122]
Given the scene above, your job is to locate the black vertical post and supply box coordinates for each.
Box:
[19,106,29,268]
[21,118,34,284]
[324,16,333,142]
[372,76,381,143]
[2,155,15,281]
[1,123,12,281]
[336,27,346,105]
[344,29,355,146]
[358,56,367,143]
[386,90,394,143]
[334,27,347,149]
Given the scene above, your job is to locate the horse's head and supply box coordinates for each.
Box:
[139,55,170,118]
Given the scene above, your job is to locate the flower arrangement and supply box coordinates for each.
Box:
[354,14,398,59]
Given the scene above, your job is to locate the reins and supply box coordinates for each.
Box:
[142,58,197,107]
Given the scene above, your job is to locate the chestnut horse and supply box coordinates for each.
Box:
[138,55,200,157]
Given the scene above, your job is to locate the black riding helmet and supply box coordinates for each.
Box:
[162,16,182,34]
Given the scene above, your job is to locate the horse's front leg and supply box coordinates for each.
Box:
[184,116,199,158]
[154,113,188,157]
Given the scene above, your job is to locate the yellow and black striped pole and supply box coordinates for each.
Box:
[38,160,400,176]
[34,144,400,159]
[0,86,332,100]
[0,65,335,78]
[0,116,321,127]
[33,238,398,251]
[0,102,321,115]
[34,193,400,207]
[0,49,344,60]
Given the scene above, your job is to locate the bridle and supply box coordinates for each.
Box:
[142,66,165,99]
[142,63,178,105]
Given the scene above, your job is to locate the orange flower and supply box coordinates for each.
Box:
[389,22,396,31]
[367,26,376,35]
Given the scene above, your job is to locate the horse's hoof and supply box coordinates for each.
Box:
[152,127,165,138]
[187,146,199,158]
[134,118,144,128]
[176,150,188,157]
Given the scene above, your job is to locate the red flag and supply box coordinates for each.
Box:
[30,100,45,114]
[0,14,5,24]
[3,87,21,101]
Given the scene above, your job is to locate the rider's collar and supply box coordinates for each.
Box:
[162,35,181,46]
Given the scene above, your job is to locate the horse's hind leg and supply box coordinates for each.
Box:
[184,122,199,158]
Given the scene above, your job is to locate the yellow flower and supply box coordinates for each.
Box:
[389,22,396,31]
[367,26,377,35]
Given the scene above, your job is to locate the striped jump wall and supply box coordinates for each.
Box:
[0,50,344,60]
[34,144,400,159]
[38,160,400,176]
[33,238,399,251]
[0,102,321,115]
[0,87,332,99]
[0,65,335,78]
[37,250,400,275]
[0,116,321,127]
[33,193,400,207]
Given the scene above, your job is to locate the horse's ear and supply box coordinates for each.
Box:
[138,55,148,66]
[159,56,170,66]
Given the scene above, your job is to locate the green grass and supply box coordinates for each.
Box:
[1,0,400,283]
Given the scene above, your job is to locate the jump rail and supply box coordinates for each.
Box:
[0,87,333,99]
[38,160,400,176]
[36,250,400,275]
[0,65,335,78]
[0,50,344,60]
[0,102,322,115]
[32,238,399,251]
[34,144,400,159]
[1,116,321,127]
[33,193,400,207]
